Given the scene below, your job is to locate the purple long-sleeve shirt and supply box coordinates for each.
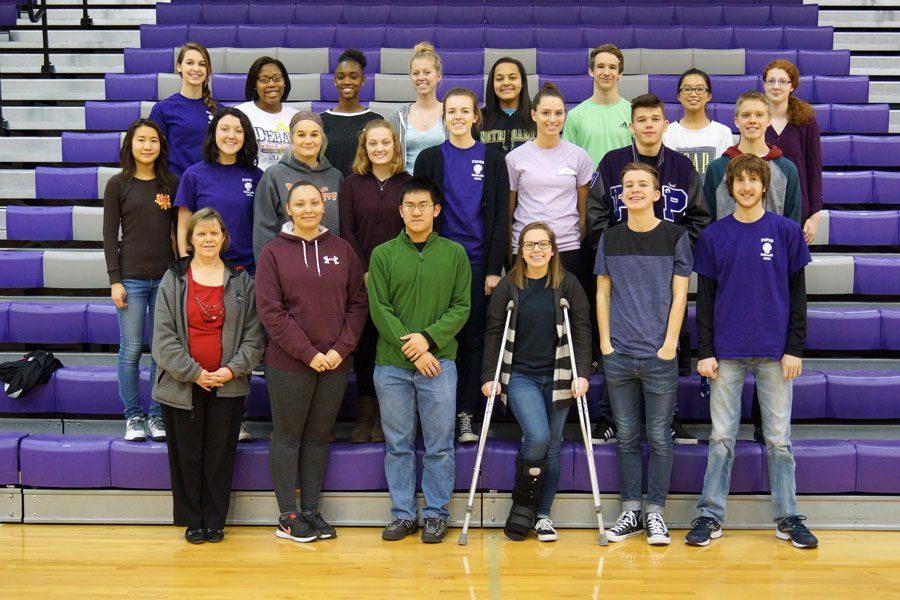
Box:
[766,117,823,223]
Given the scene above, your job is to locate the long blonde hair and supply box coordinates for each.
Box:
[351,119,406,176]
[510,222,564,290]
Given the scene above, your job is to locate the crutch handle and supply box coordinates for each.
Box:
[559,298,570,310]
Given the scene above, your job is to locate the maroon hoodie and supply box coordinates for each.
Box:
[339,171,411,269]
[254,224,368,372]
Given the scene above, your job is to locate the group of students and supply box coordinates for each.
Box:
[101,39,821,548]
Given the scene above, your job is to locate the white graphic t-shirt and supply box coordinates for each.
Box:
[663,120,735,180]
[235,101,299,172]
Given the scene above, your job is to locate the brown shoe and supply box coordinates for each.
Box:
[351,395,376,443]
[370,417,384,443]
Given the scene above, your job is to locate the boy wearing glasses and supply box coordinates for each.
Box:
[368,177,472,544]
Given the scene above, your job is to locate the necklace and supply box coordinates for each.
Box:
[415,104,440,129]
[194,292,224,322]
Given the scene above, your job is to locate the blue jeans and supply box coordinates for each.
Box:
[374,361,457,521]
[117,278,161,419]
[603,351,677,514]
[697,358,797,524]
[507,371,571,518]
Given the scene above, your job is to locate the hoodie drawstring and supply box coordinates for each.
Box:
[314,239,321,278]
[302,240,309,269]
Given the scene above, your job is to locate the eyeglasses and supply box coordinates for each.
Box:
[401,201,433,213]
[257,75,284,84]
[679,86,709,95]
[522,240,552,251]
[764,78,791,88]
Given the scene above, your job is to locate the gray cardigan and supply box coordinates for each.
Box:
[152,256,265,410]
[388,103,449,159]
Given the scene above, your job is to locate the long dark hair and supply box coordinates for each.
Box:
[244,56,292,103]
[119,118,177,193]
[202,107,259,169]
[482,57,535,138]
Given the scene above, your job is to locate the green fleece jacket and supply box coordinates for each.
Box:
[368,230,471,369]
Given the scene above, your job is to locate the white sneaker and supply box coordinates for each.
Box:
[238,422,253,443]
[147,416,166,442]
[457,412,478,443]
[124,417,146,442]
[646,512,671,546]
[535,518,558,542]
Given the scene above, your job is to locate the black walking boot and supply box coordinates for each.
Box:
[503,456,546,541]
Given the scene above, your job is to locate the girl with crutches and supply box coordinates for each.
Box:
[480,222,591,542]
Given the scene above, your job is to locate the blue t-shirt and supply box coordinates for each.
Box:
[175,161,263,274]
[149,93,213,176]
[693,212,811,359]
[440,140,486,265]
[594,220,693,358]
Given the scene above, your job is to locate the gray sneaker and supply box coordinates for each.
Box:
[421,517,448,544]
[147,416,166,442]
[457,412,478,443]
[124,417,146,442]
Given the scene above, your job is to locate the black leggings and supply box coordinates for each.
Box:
[267,365,349,514]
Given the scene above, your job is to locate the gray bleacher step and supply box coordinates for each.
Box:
[835,31,900,51]
[1,107,86,131]
[2,29,140,50]
[0,171,36,200]
[2,78,105,101]
[870,81,900,104]
[813,0,900,6]
[0,137,62,163]
[851,55,900,77]
[819,9,900,27]
[16,8,156,26]
[892,111,900,134]
[0,53,124,74]
[0,418,62,435]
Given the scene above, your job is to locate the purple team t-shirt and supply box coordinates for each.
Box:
[693,211,811,359]
[441,140,486,265]
[148,93,213,176]
[175,160,263,274]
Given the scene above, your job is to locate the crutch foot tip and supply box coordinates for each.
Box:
[599,535,609,546]
[457,534,468,546]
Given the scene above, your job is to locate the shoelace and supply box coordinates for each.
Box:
[611,511,638,533]
[424,517,444,532]
[780,515,808,530]
[646,514,668,536]
[458,413,473,432]
[535,518,555,533]
[391,519,414,531]
[691,516,718,530]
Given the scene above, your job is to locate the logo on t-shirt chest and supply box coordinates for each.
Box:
[471,160,484,182]
[760,237,775,261]
[242,178,255,198]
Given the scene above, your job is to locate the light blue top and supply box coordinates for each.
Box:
[404,120,445,175]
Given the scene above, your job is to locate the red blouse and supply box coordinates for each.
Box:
[187,267,225,372]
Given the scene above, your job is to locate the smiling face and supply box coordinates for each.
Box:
[177,49,208,88]
[131,125,160,167]
[589,52,622,93]
[409,57,441,97]
[399,190,440,237]
[734,99,770,142]
[286,184,325,232]
[443,94,478,138]
[291,120,323,163]
[629,106,668,148]
[678,73,711,114]
[365,126,395,167]
[215,115,245,160]
[520,227,555,271]
[620,168,661,213]
[731,169,766,210]
[531,95,566,138]
[763,67,794,105]
[492,62,523,109]
[191,218,225,260]
[255,62,285,110]
[334,59,365,102]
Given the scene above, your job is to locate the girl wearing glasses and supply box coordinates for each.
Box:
[236,57,298,172]
[481,222,591,543]
[662,69,734,181]
[763,59,823,245]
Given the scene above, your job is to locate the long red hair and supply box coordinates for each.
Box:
[763,59,816,127]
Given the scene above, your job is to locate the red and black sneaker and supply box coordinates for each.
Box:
[275,512,319,543]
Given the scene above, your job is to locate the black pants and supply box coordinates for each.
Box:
[456,262,487,417]
[162,387,244,529]
[354,316,378,398]
[267,365,349,514]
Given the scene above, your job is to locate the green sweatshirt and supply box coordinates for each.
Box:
[368,230,471,369]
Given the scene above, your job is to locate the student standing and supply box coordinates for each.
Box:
[152,208,264,544]
[596,163,692,546]
[103,118,178,443]
[480,57,535,155]
[662,69,734,180]
[253,112,343,261]
[175,107,261,276]
[149,42,216,176]
[235,56,298,172]
[320,49,384,177]
[763,59,823,245]
[482,222,590,543]
[369,178,471,544]
[685,154,818,550]
[388,42,447,174]
[562,44,633,167]
[255,182,368,544]
[414,88,509,444]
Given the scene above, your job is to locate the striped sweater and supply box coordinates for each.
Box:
[482,271,592,407]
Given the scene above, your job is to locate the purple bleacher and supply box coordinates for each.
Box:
[211,73,248,101]
[634,26,683,49]
[675,4,723,26]
[55,365,121,415]
[481,439,575,492]
[854,257,900,295]
[110,439,171,489]
[245,374,270,418]
[342,3,389,25]
[830,211,899,246]
[323,442,389,491]
[571,443,623,493]
[629,4,675,26]
[20,435,113,488]
[285,25,336,48]
[335,24,385,48]
[385,25,435,49]
[579,4,628,26]
[799,49,850,76]
[811,103,832,132]
[237,25,286,48]
[124,48,172,74]
[806,308,881,350]
[853,136,900,167]
[8,303,85,345]
[826,371,900,419]
[813,75,868,104]
[533,3,579,26]
[485,25,534,49]
[0,251,43,289]
[538,50,588,76]
[248,2,295,25]
[669,442,764,493]
[84,101,142,131]
[156,3,200,25]
[485,3,532,26]
[822,171,871,205]
[819,135,851,167]
[790,74,815,103]
[61,132,120,164]
[783,26,833,50]
[854,441,900,494]
[293,3,341,25]
[139,24,188,49]
[231,439,273,490]
[882,310,900,350]
[734,25,782,49]
[185,24,235,47]
[440,49,483,75]
[745,49,797,77]
[0,302,7,343]
[390,4,436,25]
[831,104,889,134]
[0,2,17,27]
[873,171,900,204]
[724,4,770,26]
[320,73,375,101]
[0,432,26,485]
[201,2,246,24]
[682,26,734,49]
[583,26,634,50]
[773,3,819,26]
[436,4,484,26]
[438,75,485,102]
[105,74,157,101]
[541,76,591,105]
[764,440,856,494]
[676,374,754,420]
[792,371,827,420]
[534,26,585,50]
[5,206,72,241]
[86,302,150,345]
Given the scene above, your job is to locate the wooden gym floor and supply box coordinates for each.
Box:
[2,525,899,598]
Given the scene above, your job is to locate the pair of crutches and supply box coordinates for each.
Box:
[458,299,608,546]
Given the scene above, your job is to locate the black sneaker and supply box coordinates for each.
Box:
[606,510,643,542]
[382,518,418,541]
[645,512,671,546]
[591,417,617,444]
[421,517,448,544]
[276,512,319,543]
[685,516,722,546]
[671,415,698,445]
[184,526,205,544]
[776,515,818,549]
[303,511,337,540]
[205,528,224,543]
